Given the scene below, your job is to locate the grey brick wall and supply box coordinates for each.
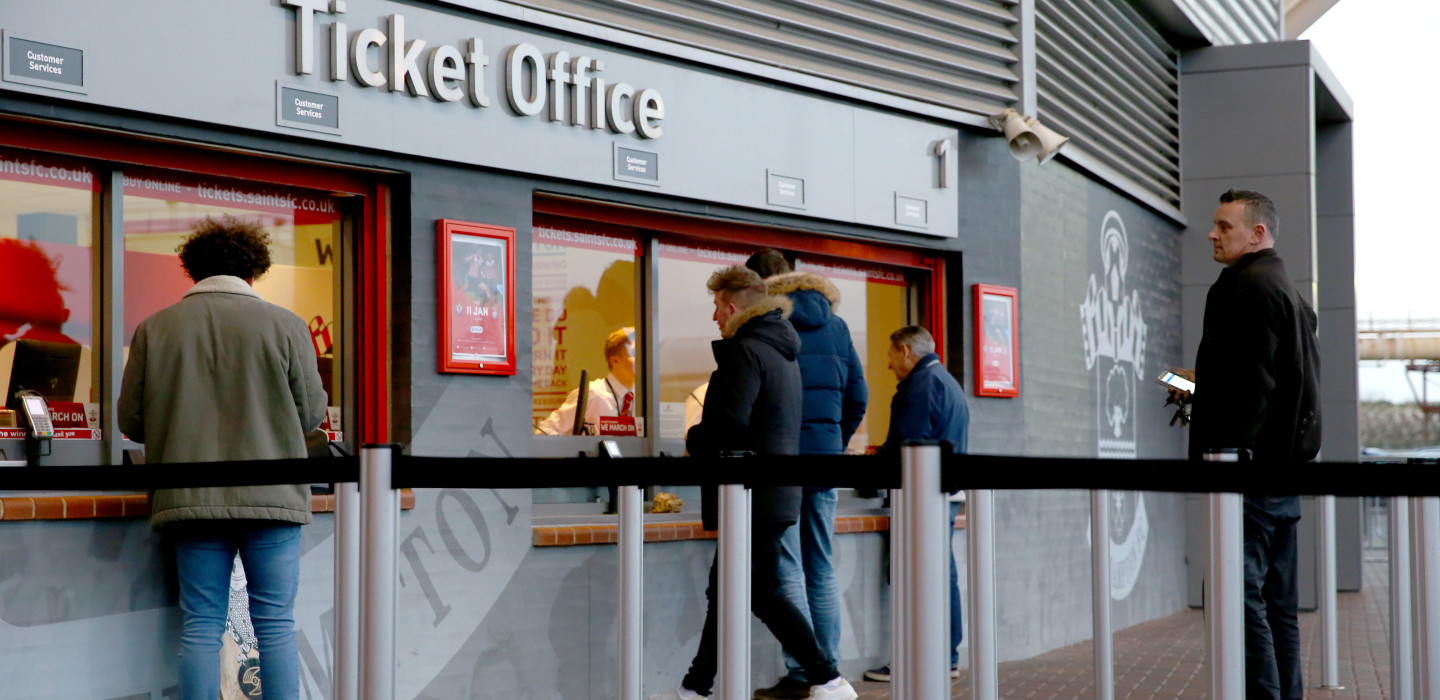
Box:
[980,162,1189,662]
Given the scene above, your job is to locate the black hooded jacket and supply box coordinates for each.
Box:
[1190,248,1321,464]
[687,296,803,525]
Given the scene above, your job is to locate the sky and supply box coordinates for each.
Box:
[1299,0,1440,403]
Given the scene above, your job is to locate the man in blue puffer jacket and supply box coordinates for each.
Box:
[747,249,868,700]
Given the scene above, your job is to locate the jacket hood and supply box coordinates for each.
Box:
[767,272,839,329]
[722,295,792,339]
[723,297,801,358]
[183,275,261,299]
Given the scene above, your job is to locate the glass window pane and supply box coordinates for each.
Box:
[531,220,641,437]
[793,258,912,453]
[0,147,97,420]
[655,240,751,441]
[121,169,343,425]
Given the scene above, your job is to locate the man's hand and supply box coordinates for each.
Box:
[1164,368,1196,407]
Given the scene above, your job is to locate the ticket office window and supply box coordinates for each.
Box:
[792,257,915,453]
[0,147,98,433]
[654,246,916,454]
[654,240,752,442]
[530,218,642,504]
[121,168,346,442]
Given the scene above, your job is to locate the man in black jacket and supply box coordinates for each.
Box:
[745,249,867,700]
[653,266,856,700]
[1183,189,1321,700]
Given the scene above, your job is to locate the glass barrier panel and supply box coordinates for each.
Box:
[0,147,98,429]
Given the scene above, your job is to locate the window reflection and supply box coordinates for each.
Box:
[0,147,96,417]
[794,258,912,452]
[655,240,751,440]
[651,244,914,452]
[121,169,342,428]
[531,220,641,436]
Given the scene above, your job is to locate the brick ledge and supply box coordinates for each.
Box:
[0,491,417,521]
[533,514,965,547]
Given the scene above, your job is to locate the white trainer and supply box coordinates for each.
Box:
[648,688,708,700]
[808,677,857,700]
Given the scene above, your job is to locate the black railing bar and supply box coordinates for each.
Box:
[0,452,1431,497]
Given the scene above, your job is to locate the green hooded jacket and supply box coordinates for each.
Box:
[118,275,326,529]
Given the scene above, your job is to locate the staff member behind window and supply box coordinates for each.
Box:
[536,326,638,435]
[118,215,326,700]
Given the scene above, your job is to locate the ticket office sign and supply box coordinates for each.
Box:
[437,220,517,375]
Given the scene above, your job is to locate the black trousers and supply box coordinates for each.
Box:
[1243,496,1303,700]
[682,522,840,695]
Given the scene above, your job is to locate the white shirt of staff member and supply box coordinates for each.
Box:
[536,327,640,435]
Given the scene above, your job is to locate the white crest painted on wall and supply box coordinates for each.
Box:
[1081,210,1148,457]
[1080,210,1150,600]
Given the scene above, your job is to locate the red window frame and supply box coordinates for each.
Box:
[0,118,393,443]
[533,195,947,359]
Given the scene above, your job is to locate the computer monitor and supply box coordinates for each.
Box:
[5,338,82,411]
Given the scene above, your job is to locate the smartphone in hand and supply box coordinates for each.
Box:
[1155,370,1195,394]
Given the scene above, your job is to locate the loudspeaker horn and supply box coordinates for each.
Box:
[993,109,1040,161]
[1026,117,1070,164]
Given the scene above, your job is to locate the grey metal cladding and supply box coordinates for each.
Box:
[507,0,1023,116]
[1172,0,1281,46]
[1036,0,1180,209]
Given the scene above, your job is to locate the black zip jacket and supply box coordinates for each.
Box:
[1190,248,1321,464]
[688,298,804,527]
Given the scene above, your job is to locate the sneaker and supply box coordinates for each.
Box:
[862,665,891,682]
[808,677,857,700]
[951,666,961,679]
[649,688,708,700]
[754,677,811,699]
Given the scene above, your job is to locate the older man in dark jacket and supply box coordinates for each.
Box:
[865,325,969,683]
[1182,189,1320,700]
[655,266,856,700]
[746,249,866,699]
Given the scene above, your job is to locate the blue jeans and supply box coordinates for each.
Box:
[779,487,840,683]
[172,521,303,700]
[948,500,963,666]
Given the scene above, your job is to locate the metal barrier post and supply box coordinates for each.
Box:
[967,488,998,700]
[717,482,751,700]
[1415,497,1440,698]
[334,481,361,700]
[1207,491,1243,700]
[618,485,644,700]
[1393,497,1414,700]
[891,479,910,700]
[897,443,949,700]
[1320,495,1341,688]
[1091,490,1114,700]
[360,445,399,700]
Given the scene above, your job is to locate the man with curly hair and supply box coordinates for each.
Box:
[119,214,326,700]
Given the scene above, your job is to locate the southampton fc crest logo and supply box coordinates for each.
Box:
[1080,210,1151,600]
[1080,211,1148,458]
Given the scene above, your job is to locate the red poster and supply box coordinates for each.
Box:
[438,220,516,375]
[974,284,1019,398]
